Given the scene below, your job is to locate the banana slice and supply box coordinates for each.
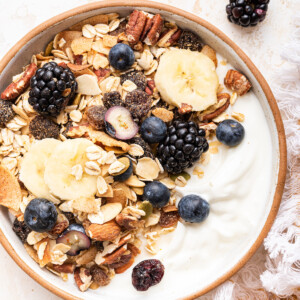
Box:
[154,48,219,111]
[44,138,97,201]
[20,138,61,199]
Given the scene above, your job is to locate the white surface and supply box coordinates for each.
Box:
[0,0,298,299]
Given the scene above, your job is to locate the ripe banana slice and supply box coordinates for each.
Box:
[20,138,61,199]
[44,138,97,201]
[154,48,219,111]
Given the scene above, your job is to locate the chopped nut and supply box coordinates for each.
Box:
[232,112,245,122]
[224,69,252,96]
[152,107,174,122]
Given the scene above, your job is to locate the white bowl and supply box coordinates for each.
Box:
[0,1,286,299]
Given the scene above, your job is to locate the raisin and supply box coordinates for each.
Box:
[85,105,107,130]
[0,100,15,127]
[129,137,154,159]
[125,90,152,120]
[90,265,110,286]
[159,211,180,228]
[29,115,60,140]
[12,218,31,243]
[132,259,165,291]
[120,71,147,91]
[102,91,124,109]
[177,30,203,52]
[62,212,76,224]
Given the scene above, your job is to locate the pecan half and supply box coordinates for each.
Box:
[127,243,141,257]
[52,263,75,274]
[102,244,127,265]
[115,255,135,274]
[108,250,132,269]
[140,17,153,41]
[126,10,147,45]
[157,25,178,47]
[143,14,164,45]
[224,70,251,96]
[178,103,193,114]
[74,267,92,292]
[49,219,69,235]
[201,93,230,121]
[166,29,182,47]
[1,63,37,100]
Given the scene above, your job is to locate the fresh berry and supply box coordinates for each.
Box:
[125,90,152,120]
[28,62,77,116]
[157,120,209,174]
[113,157,133,182]
[24,198,58,232]
[120,71,147,90]
[132,259,165,291]
[29,115,60,140]
[56,224,91,256]
[216,119,245,147]
[0,100,15,126]
[12,218,31,243]
[85,105,107,130]
[102,91,124,109]
[129,137,154,159]
[140,117,167,144]
[226,0,269,27]
[177,30,203,51]
[108,43,135,71]
[178,194,210,223]
[143,181,170,208]
[105,106,138,140]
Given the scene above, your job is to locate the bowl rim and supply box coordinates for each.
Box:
[0,1,287,299]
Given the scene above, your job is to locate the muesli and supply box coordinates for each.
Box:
[0,10,251,292]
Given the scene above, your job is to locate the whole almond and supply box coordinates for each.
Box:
[88,220,121,241]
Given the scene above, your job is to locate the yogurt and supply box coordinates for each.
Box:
[81,58,273,300]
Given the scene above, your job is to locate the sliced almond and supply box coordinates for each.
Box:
[100,203,122,223]
[124,175,146,187]
[92,39,110,55]
[106,188,127,208]
[75,246,97,265]
[76,74,101,95]
[71,37,93,55]
[103,35,118,47]
[70,15,109,31]
[159,177,176,189]
[136,157,160,180]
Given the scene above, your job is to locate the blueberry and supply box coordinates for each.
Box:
[140,117,167,144]
[143,181,170,208]
[24,198,57,232]
[216,119,245,147]
[108,43,135,71]
[178,195,210,223]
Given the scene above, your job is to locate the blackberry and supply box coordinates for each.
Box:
[157,120,209,174]
[28,62,77,116]
[226,0,269,27]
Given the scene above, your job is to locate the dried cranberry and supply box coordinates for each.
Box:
[159,211,180,228]
[132,259,164,291]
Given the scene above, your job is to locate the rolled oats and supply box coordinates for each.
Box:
[97,176,108,194]
[69,110,83,123]
[82,24,97,39]
[86,145,103,160]
[85,161,101,176]
[71,164,83,181]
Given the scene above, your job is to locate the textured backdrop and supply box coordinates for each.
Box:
[0,0,298,299]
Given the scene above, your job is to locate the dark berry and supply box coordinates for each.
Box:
[0,100,15,126]
[102,91,124,109]
[140,117,167,144]
[125,90,152,120]
[226,0,269,27]
[132,259,165,291]
[28,62,77,117]
[24,198,58,232]
[120,71,147,90]
[85,105,107,131]
[12,218,31,243]
[104,106,138,140]
[108,43,135,71]
[216,119,245,147]
[157,120,208,174]
[56,224,91,256]
[129,137,154,159]
[178,194,210,223]
[113,157,133,182]
[29,115,60,140]
[143,181,170,208]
